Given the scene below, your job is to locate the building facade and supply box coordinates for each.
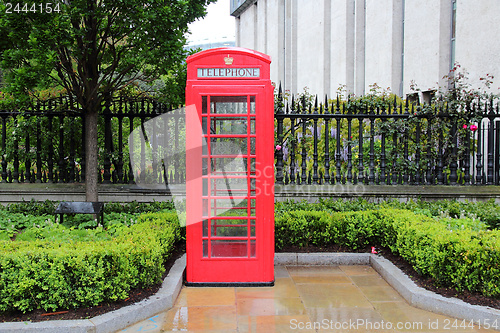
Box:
[230,0,500,98]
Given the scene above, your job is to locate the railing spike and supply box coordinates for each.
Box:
[489,96,496,115]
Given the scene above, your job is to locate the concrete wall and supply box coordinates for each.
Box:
[2,184,500,205]
[296,0,325,95]
[233,0,500,98]
[365,0,394,94]
[330,0,351,95]
[455,0,500,91]
[403,0,449,94]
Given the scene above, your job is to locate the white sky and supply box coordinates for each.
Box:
[186,0,235,45]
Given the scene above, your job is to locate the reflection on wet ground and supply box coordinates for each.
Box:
[120,265,497,333]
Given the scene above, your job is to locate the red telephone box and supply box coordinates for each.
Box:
[185,47,274,285]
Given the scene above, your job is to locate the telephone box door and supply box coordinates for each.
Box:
[185,48,274,285]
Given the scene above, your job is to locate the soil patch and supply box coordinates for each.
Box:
[1,242,498,323]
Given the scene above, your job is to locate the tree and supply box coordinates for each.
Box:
[0,0,215,201]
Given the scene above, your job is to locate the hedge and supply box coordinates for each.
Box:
[276,209,500,297]
[2,207,498,313]
[0,210,180,313]
[275,198,500,230]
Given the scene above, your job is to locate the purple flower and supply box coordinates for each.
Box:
[282,145,289,161]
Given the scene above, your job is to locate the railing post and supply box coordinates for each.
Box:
[117,97,124,183]
[323,96,331,185]
[151,101,158,183]
[34,110,42,183]
[415,102,421,185]
[476,118,483,185]
[139,102,147,184]
[275,84,284,185]
[58,115,66,183]
[81,112,86,183]
[12,115,19,183]
[335,96,341,184]
[495,104,500,185]
[1,115,7,182]
[464,123,471,185]
[290,96,297,184]
[174,107,180,184]
[67,98,76,183]
[369,108,376,185]
[380,104,387,184]
[426,110,433,185]
[103,97,112,184]
[128,113,135,184]
[403,99,409,185]
[487,98,495,185]
[24,115,31,183]
[346,101,353,184]
[162,104,171,186]
[358,112,364,184]
[312,96,319,184]
[391,98,398,185]
[449,116,459,185]
[437,115,444,185]
[301,97,307,185]
[47,103,54,182]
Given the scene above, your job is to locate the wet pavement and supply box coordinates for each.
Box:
[119,265,497,332]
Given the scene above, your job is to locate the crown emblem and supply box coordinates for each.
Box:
[224,55,233,65]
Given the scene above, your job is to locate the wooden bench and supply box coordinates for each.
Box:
[54,202,104,225]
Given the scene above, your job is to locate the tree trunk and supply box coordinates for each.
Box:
[85,108,99,202]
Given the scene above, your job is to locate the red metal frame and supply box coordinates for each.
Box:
[185,48,274,284]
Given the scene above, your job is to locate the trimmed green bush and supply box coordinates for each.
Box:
[275,198,500,229]
[0,210,180,313]
[275,209,500,297]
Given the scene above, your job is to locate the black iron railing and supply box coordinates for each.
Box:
[274,93,500,186]
[1,93,499,186]
[0,96,184,184]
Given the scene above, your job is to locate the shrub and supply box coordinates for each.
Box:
[275,208,500,297]
[275,198,500,230]
[275,211,332,249]
[0,210,180,313]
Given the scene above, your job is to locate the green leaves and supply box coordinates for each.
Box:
[275,207,500,297]
[0,209,181,313]
[1,0,215,101]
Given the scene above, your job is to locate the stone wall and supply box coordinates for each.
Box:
[232,0,500,98]
[1,184,499,204]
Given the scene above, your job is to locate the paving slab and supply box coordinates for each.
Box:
[2,253,499,333]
